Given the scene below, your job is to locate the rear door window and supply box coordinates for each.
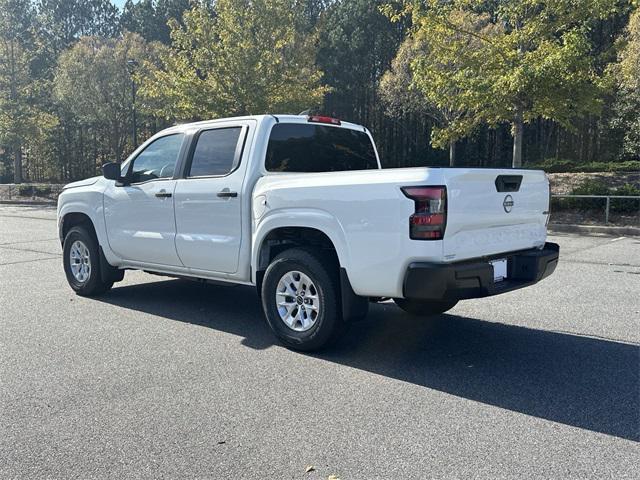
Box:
[265,123,378,173]
[188,127,244,177]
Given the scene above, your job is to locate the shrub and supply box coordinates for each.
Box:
[17,185,33,197]
[528,158,576,173]
[33,185,52,197]
[612,184,640,213]
[529,159,640,173]
[571,179,611,196]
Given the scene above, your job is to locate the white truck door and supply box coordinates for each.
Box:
[104,133,185,266]
[173,124,250,274]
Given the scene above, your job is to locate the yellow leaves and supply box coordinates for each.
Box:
[617,8,640,90]
[379,1,413,23]
[406,0,619,139]
[139,0,327,121]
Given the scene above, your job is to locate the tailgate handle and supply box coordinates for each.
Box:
[495,175,523,193]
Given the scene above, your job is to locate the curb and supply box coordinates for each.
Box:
[549,223,640,237]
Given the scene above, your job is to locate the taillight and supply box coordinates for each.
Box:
[308,115,341,126]
[401,186,447,240]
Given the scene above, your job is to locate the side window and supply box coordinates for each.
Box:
[188,127,243,177]
[129,134,184,183]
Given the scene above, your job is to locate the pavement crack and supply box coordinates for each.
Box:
[0,256,60,266]
[561,238,636,260]
[562,259,640,268]
[0,214,56,222]
[0,245,61,257]
[0,238,58,246]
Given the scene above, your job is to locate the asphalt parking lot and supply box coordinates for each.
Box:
[0,204,638,479]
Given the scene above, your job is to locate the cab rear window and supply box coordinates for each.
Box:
[265,123,378,173]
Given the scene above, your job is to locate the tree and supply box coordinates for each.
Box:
[37,0,120,51]
[611,7,640,160]
[53,33,160,170]
[318,0,405,118]
[0,0,56,183]
[120,0,192,44]
[317,0,410,165]
[405,0,619,167]
[299,0,333,31]
[380,34,483,166]
[140,0,328,121]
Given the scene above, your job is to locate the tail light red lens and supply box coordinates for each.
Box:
[401,186,447,240]
[308,115,342,126]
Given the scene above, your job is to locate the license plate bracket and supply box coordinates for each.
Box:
[490,259,508,283]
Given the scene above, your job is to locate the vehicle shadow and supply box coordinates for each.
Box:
[97,279,639,442]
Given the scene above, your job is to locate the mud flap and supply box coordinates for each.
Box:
[340,268,369,321]
[99,247,125,284]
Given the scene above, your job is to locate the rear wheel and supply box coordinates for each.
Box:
[63,226,113,296]
[261,248,344,351]
[393,298,458,316]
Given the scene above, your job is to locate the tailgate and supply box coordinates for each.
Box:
[443,169,549,261]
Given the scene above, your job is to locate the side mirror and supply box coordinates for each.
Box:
[103,162,122,182]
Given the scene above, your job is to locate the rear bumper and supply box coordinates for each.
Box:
[403,242,559,301]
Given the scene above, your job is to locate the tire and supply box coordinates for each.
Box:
[393,298,458,316]
[63,226,113,296]
[261,248,344,351]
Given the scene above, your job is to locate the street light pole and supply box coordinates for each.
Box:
[131,78,137,149]
[127,59,139,149]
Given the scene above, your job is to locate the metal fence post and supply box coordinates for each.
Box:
[605,197,610,224]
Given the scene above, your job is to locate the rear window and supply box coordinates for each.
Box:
[265,123,378,173]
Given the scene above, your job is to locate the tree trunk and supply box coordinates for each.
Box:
[512,109,524,168]
[14,144,23,184]
[449,140,457,167]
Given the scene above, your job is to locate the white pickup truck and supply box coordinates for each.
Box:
[57,114,559,350]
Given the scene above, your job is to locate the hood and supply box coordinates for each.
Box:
[63,176,101,190]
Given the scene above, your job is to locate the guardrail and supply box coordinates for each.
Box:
[552,194,640,224]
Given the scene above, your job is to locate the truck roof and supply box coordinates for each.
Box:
[161,115,367,135]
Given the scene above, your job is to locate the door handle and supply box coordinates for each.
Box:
[217,191,238,198]
[155,191,172,198]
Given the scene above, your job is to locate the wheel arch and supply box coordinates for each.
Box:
[252,210,351,281]
[59,211,98,245]
[60,210,124,284]
[255,226,339,272]
[253,223,367,321]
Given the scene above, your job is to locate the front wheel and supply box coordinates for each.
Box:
[261,248,344,351]
[63,226,113,296]
[393,298,458,316]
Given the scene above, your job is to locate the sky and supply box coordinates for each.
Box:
[111,0,129,9]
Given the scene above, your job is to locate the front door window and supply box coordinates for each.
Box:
[128,134,184,183]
